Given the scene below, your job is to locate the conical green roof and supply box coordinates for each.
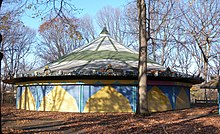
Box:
[26,28,165,76]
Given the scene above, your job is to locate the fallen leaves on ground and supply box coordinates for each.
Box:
[1,105,220,134]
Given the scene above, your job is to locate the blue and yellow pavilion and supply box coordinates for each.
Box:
[4,28,202,113]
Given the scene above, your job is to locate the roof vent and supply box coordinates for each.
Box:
[100,27,110,37]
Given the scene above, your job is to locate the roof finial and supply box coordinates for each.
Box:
[100,27,110,37]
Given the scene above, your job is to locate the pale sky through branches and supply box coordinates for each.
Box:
[20,0,130,68]
[21,0,129,30]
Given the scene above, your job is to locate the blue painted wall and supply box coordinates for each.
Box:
[16,84,190,113]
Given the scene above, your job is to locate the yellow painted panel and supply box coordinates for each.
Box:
[148,86,172,112]
[18,90,25,110]
[175,88,190,109]
[18,87,36,110]
[39,86,79,112]
[83,86,132,113]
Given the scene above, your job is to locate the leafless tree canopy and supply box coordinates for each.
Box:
[78,15,97,43]
[123,0,220,80]
[37,17,82,64]
[0,1,36,77]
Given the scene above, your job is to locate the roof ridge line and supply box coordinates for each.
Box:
[108,36,138,54]
[95,36,106,51]
[75,37,102,52]
[108,37,118,52]
[53,37,102,63]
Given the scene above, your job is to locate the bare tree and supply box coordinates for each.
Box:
[37,17,82,64]
[209,44,220,77]
[78,15,97,43]
[178,0,220,81]
[147,0,176,62]
[1,19,36,78]
[136,0,149,114]
[175,46,193,74]
[0,12,35,98]
[0,0,2,8]
[123,0,178,64]
[123,2,140,50]
[1,1,36,76]
[96,6,134,46]
[24,0,79,21]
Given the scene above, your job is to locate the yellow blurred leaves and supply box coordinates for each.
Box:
[2,15,9,22]
[0,14,10,31]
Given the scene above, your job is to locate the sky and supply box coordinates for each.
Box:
[22,0,130,30]
[20,0,131,67]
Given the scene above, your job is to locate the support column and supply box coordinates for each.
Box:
[218,88,220,115]
[24,87,27,110]
[19,87,22,109]
[133,86,137,112]
[79,85,83,113]
[43,86,46,111]
[172,87,175,110]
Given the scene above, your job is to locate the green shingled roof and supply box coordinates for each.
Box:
[27,28,165,76]
[56,50,157,64]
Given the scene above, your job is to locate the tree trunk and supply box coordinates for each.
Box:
[136,0,149,114]
[204,60,208,102]
[203,43,209,102]
[152,38,156,61]
[161,42,165,66]
[0,0,3,9]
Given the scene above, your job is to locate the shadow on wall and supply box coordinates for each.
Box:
[148,86,172,112]
[148,86,190,113]
[38,86,79,112]
[83,86,133,113]
[175,88,190,110]
[18,87,36,110]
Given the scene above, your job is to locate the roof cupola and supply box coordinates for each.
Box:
[100,27,110,37]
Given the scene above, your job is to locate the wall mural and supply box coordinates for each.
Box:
[175,88,190,109]
[16,81,190,113]
[83,86,132,113]
[38,86,79,112]
[17,87,36,110]
[148,86,172,112]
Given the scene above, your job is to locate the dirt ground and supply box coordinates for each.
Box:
[1,105,220,134]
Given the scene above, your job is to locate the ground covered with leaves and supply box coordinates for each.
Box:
[1,105,220,134]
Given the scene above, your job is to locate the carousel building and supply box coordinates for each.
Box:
[4,28,202,113]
